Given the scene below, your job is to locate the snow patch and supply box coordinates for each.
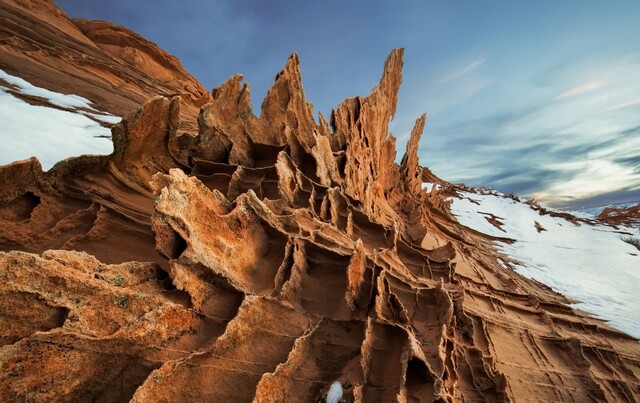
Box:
[0,86,113,170]
[450,190,640,339]
[0,69,96,110]
[326,381,343,403]
[83,111,122,125]
[575,201,640,217]
[0,68,121,127]
[422,182,441,192]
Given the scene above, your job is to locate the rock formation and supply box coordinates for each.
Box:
[597,204,640,228]
[1,2,640,402]
[0,0,210,130]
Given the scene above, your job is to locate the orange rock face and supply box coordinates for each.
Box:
[1,3,640,402]
[0,0,210,127]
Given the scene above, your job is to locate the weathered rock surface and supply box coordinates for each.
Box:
[1,3,640,402]
[597,204,640,228]
[0,0,210,131]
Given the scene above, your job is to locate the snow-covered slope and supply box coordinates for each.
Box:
[0,69,118,170]
[576,201,640,217]
[449,189,640,338]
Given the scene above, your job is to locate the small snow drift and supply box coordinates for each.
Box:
[0,69,96,110]
[0,70,116,170]
[326,381,343,403]
[450,188,640,338]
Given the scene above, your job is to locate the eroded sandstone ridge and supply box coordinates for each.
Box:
[1,48,640,402]
[0,0,210,129]
[1,7,640,401]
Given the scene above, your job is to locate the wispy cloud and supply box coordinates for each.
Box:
[416,57,490,117]
[435,57,487,85]
[421,50,640,209]
[539,159,640,205]
[391,57,490,142]
[553,80,605,101]
[602,98,640,113]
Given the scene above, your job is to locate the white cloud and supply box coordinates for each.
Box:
[601,98,640,113]
[543,159,640,204]
[419,58,491,116]
[553,80,605,101]
[435,57,486,85]
[424,51,640,207]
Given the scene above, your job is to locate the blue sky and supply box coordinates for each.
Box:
[57,0,640,208]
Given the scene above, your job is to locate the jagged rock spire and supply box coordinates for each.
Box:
[1,38,639,403]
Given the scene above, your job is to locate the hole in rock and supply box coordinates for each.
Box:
[155,267,176,290]
[239,224,288,294]
[406,357,432,389]
[336,154,346,178]
[351,209,387,249]
[155,267,192,308]
[54,306,70,327]
[170,230,188,259]
[397,240,439,279]
[228,166,279,200]
[361,322,407,402]
[292,242,352,318]
[0,292,70,347]
[0,191,41,222]
[252,142,286,168]
[197,173,232,194]
[88,356,161,402]
[299,152,320,182]
[191,158,237,176]
[260,179,281,200]
[0,239,30,253]
[364,268,381,315]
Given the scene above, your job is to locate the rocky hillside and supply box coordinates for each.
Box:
[1,1,639,401]
[597,204,640,228]
[0,0,210,128]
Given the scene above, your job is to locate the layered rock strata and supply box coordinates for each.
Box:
[0,40,639,402]
[0,0,210,129]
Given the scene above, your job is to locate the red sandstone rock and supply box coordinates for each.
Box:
[0,0,210,129]
[597,204,640,228]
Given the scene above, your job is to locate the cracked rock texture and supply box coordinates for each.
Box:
[1,2,640,402]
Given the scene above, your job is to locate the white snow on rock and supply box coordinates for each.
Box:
[422,182,442,193]
[0,70,117,170]
[83,111,123,125]
[448,189,640,339]
[326,381,343,403]
[0,69,96,110]
[576,201,640,217]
